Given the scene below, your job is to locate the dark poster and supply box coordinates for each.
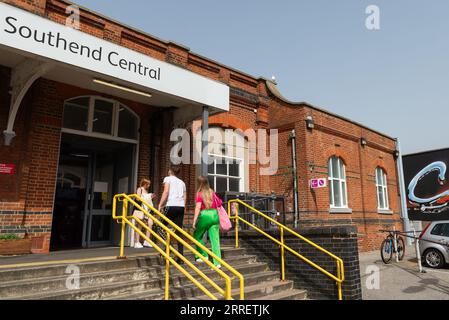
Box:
[403,148,449,221]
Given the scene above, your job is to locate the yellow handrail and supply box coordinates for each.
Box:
[112,193,245,300]
[228,199,345,300]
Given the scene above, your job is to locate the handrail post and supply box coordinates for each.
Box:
[337,260,342,300]
[280,227,285,281]
[118,199,127,259]
[165,233,171,300]
[224,278,232,300]
[235,203,239,248]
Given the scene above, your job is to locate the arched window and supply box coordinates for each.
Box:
[375,167,389,210]
[328,156,348,208]
[62,96,139,142]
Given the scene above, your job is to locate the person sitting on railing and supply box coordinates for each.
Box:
[192,176,222,269]
[132,178,155,249]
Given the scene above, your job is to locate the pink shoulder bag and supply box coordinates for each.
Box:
[213,193,232,232]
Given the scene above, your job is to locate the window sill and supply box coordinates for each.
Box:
[329,207,353,214]
[378,209,393,215]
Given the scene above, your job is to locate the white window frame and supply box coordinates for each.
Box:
[375,167,389,210]
[208,153,244,193]
[328,156,348,209]
[62,96,140,145]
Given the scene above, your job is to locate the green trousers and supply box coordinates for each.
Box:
[193,209,222,266]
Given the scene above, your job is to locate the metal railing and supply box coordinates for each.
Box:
[221,192,287,229]
[112,193,244,300]
[228,199,345,300]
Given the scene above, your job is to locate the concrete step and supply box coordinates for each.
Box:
[239,281,298,300]
[0,254,257,299]
[111,270,280,300]
[190,279,296,300]
[2,261,268,300]
[253,288,307,300]
[0,246,246,283]
[0,244,308,301]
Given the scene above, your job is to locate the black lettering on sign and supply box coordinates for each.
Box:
[4,16,18,34]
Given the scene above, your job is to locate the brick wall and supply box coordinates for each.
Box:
[268,99,403,252]
[0,75,157,252]
[221,225,362,300]
[0,76,63,253]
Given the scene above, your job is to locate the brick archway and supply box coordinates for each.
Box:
[209,113,252,132]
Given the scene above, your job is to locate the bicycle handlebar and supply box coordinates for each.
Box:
[379,229,402,234]
[380,229,449,248]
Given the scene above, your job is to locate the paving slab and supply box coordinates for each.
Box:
[359,246,449,300]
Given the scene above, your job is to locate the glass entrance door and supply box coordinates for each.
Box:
[82,141,136,248]
[84,152,114,247]
[51,153,89,251]
[52,133,136,250]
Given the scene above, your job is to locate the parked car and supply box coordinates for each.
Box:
[419,221,449,269]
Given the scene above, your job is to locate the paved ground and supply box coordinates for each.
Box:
[359,245,449,300]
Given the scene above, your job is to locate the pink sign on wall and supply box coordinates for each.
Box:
[310,178,327,189]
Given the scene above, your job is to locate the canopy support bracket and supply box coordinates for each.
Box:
[3,59,52,146]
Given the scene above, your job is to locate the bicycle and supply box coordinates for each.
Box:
[379,230,405,264]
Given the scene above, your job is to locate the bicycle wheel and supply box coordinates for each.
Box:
[397,236,405,261]
[381,237,393,264]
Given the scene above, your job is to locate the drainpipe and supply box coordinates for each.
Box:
[290,129,299,228]
[395,138,412,245]
[201,106,209,177]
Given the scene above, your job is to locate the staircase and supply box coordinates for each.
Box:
[0,247,307,300]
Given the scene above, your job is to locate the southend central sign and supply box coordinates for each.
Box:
[0,2,229,111]
[4,16,161,81]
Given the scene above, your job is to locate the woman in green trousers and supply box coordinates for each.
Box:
[193,176,222,268]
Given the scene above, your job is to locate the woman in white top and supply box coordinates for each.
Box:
[133,178,155,248]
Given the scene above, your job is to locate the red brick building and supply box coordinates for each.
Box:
[0,0,402,254]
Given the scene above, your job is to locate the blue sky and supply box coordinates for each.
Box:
[73,0,449,154]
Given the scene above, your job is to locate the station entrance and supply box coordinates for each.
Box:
[50,96,139,251]
[50,133,136,250]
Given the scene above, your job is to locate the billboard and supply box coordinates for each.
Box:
[403,148,449,221]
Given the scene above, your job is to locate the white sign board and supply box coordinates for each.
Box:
[118,177,129,194]
[0,2,229,111]
[310,178,327,189]
[94,181,108,193]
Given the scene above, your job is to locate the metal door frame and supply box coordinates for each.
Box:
[84,152,114,248]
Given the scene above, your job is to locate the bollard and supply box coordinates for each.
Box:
[393,226,399,263]
[413,228,424,273]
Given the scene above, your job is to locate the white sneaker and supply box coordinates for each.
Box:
[134,242,143,249]
[143,241,153,248]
